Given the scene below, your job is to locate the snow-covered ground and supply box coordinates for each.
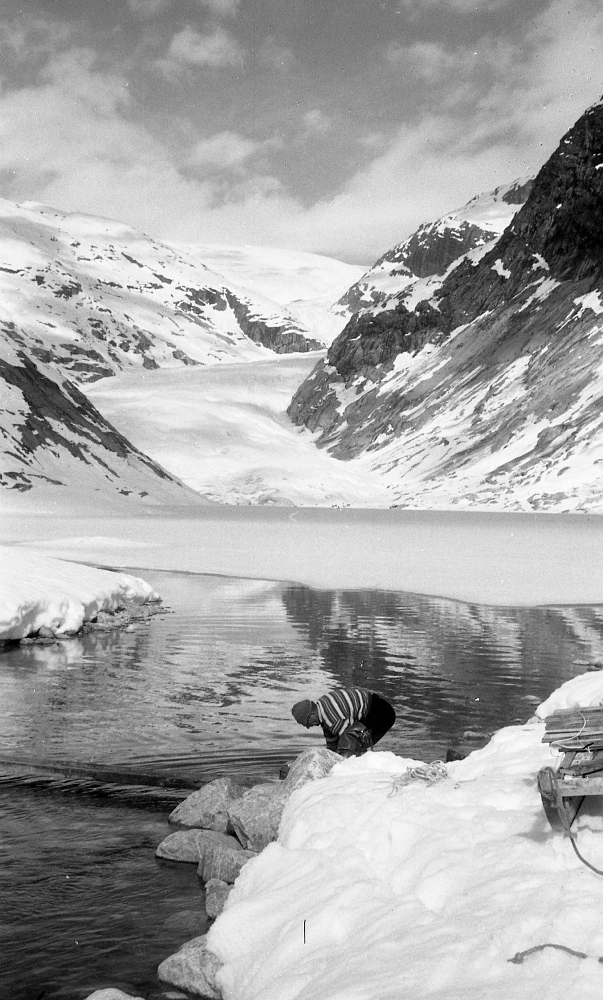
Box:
[84,354,390,506]
[0,546,159,641]
[2,505,603,606]
[207,669,603,1000]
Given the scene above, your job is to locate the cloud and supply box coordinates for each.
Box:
[0,0,601,264]
[127,0,241,16]
[160,26,245,72]
[303,110,332,134]
[187,131,259,169]
[258,37,295,71]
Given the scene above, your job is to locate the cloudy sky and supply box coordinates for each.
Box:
[0,0,601,263]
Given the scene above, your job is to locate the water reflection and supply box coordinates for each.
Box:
[1,571,602,771]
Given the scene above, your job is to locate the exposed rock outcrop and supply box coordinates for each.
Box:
[288,99,603,512]
[158,933,221,999]
[199,842,257,884]
[168,776,245,833]
[204,879,232,919]
[156,829,243,863]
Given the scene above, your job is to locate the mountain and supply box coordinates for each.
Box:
[336,178,533,317]
[0,339,204,506]
[0,199,324,386]
[178,241,366,345]
[288,99,603,512]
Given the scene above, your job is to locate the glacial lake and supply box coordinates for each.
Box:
[1,569,603,1000]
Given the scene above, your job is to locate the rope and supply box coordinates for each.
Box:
[388,761,448,796]
[508,943,591,964]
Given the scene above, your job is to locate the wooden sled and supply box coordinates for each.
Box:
[538,707,603,833]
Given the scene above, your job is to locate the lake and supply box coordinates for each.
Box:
[1,569,602,999]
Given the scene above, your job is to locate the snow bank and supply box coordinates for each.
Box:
[0,546,159,641]
[207,672,603,1000]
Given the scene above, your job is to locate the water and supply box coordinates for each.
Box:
[2,570,603,1000]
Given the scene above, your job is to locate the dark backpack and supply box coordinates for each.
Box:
[337,722,373,757]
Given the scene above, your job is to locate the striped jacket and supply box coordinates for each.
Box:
[316,688,372,751]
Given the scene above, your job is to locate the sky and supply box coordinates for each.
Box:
[0,0,601,264]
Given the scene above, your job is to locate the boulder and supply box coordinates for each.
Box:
[199,842,257,884]
[158,933,221,999]
[226,782,289,852]
[156,828,242,863]
[204,878,232,919]
[227,749,340,851]
[168,777,245,833]
[282,747,341,792]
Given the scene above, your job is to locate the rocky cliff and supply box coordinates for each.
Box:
[0,341,202,504]
[289,100,603,512]
[335,178,533,317]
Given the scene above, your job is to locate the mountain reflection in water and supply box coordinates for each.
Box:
[1,570,602,774]
[1,571,603,1000]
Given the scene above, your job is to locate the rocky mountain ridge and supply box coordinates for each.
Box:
[335,178,534,318]
[0,340,202,504]
[0,199,323,386]
[288,99,603,512]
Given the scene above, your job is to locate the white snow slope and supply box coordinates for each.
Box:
[0,545,159,641]
[84,354,389,506]
[206,669,603,1000]
[0,198,325,384]
[180,241,366,345]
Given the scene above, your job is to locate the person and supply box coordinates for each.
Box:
[291,687,395,755]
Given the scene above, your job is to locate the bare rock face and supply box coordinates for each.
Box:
[226,782,289,853]
[156,828,242,863]
[282,747,342,792]
[168,777,245,833]
[204,878,232,919]
[158,933,222,999]
[227,748,340,851]
[199,842,257,884]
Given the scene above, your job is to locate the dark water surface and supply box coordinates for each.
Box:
[2,570,603,1000]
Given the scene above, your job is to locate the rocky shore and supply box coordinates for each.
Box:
[82,748,341,1000]
[2,600,164,648]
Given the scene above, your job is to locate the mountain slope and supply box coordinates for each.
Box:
[0,340,205,506]
[0,199,323,386]
[288,100,603,512]
[335,178,533,317]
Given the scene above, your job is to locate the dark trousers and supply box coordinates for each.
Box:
[364,693,396,745]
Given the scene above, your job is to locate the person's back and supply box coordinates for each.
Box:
[291,687,395,754]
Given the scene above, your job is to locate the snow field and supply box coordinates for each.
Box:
[209,671,603,1000]
[0,546,159,641]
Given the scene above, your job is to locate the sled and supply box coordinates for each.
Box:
[538,707,603,833]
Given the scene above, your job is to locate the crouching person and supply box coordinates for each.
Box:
[291,687,395,757]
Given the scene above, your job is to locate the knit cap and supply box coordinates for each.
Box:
[291,699,314,726]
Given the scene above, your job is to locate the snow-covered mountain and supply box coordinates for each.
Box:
[336,178,534,317]
[0,338,205,506]
[289,100,603,512]
[0,199,325,386]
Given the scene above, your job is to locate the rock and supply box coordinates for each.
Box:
[169,777,245,833]
[37,625,55,638]
[156,829,242,863]
[83,991,145,1000]
[199,842,257,884]
[283,747,341,792]
[227,748,340,852]
[226,782,289,852]
[158,933,221,999]
[162,909,209,935]
[204,878,232,919]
